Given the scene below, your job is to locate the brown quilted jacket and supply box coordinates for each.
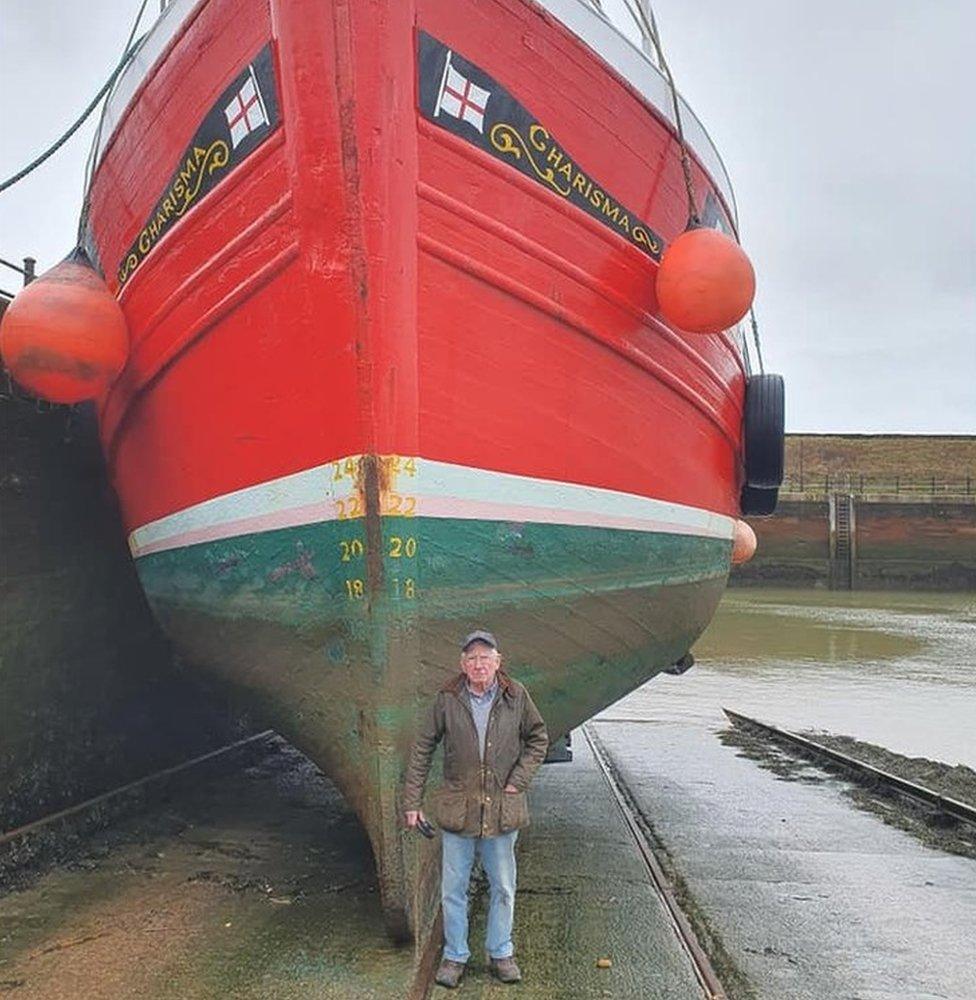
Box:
[403,671,549,837]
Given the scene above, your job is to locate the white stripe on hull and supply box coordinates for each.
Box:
[128,455,735,558]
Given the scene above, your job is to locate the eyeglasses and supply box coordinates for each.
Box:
[463,653,497,664]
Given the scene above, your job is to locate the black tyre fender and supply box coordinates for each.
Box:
[744,373,785,488]
[740,485,779,516]
[664,652,695,676]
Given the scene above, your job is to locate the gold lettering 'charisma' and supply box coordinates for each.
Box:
[490,122,570,197]
[488,119,659,257]
[117,139,230,286]
[632,225,658,254]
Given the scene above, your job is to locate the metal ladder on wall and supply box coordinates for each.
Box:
[829,493,856,590]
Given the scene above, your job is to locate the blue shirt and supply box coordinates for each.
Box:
[465,679,498,760]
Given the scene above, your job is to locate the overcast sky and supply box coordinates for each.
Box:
[1,1,973,433]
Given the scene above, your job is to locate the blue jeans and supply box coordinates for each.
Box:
[441,829,519,963]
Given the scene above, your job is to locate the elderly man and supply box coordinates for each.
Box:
[403,629,549,988]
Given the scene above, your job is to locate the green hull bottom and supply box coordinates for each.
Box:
[136,515,730,935]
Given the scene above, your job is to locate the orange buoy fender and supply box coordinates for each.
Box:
[0,247,129,404]
[656,227,756,334]
[731,518,758,565]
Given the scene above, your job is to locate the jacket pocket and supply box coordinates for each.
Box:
[499,789,528,831]
[433,786,468,833]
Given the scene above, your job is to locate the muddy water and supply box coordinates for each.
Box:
[598,589,976,768]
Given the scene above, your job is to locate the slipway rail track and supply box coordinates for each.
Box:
[0,732,276,849]
[584,724,728,1000]
[723,709,976,829]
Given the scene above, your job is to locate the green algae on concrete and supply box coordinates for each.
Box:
[0,728,716,999]
[0,738,424,1000]
[447,733,704,1000]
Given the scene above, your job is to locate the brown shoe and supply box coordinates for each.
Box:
[434,958,466,988]
[489,955,522,983]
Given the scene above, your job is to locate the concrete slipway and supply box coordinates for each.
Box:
[0,733,701,999]
[2,707,975,998]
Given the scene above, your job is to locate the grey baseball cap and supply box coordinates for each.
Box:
[461,629,498,651]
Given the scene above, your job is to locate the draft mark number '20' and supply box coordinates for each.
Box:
[389,536,417,558]
[339,539,364,562]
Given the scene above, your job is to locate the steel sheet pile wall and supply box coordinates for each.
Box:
[0,382,246,833]
[732,499,830,586]
[854,501,975,590]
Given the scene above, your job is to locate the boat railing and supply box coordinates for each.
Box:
[0,253,61,409]
[0,255,35,304]
[89,0,196,170]
[569,0,738,225]
[92,0,738,225]
[582,0,660,65]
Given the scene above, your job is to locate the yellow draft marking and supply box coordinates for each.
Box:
[382,455,418,477]
[332,456,362,482]
[381,455,418,519]
[331,454,418,521]
[388,536,418,558]
[335,496,364,520]
[392,577,416,600]
[333,456,419,600]
[332,455,417,528]
[330,454,417,482]
[339,538,364,562]
[382,494,417,517]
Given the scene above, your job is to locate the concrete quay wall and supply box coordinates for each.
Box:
[733,497,976,590]
[734,435,976,590]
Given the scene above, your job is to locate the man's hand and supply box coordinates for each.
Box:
[503,784,519,793]
[405,809,427,828]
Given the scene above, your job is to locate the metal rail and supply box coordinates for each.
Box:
[584,724,728,1000]
[782,474,974,497]
[0,256,36,304]
[0,730,276,849]
[408,912,446,1000]
[723,709,976,828]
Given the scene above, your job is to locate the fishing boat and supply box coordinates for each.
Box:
[10,0,783,937]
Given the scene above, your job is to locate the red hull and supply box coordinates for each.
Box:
[85,0,745,539]
[82,0,749,936]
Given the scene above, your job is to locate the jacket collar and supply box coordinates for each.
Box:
[442,669,515,702]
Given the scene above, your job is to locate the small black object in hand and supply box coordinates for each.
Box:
[416,817,436,839]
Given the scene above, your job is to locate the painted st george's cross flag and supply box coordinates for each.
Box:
[434,51,492,133]
[224,67,270,149]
